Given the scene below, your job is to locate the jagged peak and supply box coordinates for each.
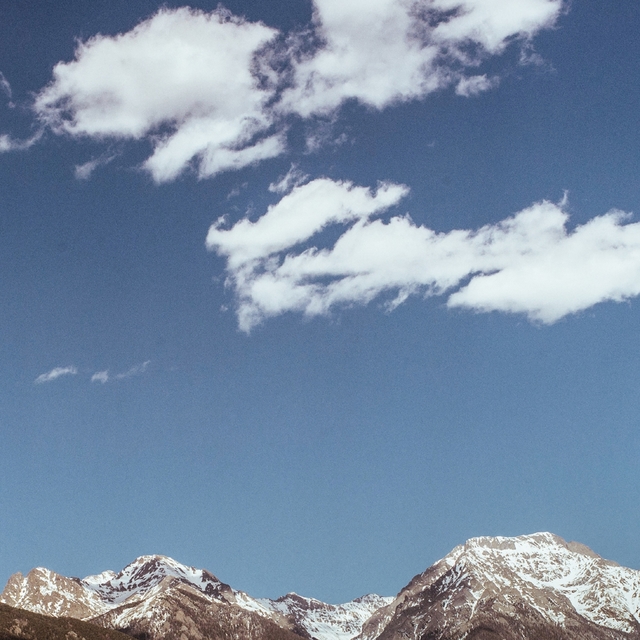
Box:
[358,533,640,640]
[351,594,392,605]
[117,554,189,574]
[84,554,221,587]
[6,535,639,640]
[276,592,321,605]
[27,567,58,577]
[82,570,117,586]
[439,531,603,562]
[272,591,393,616]
[462,531,563,550]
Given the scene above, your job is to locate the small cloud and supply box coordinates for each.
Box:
[74,153,116,180]
[0,130,43,153]
[114,360,150,380]
[268,165,309,194]
[455,75,499,97]
[91,370,110,384]
[90,362,150,383]
[333,133,349,147]
[35,366,78,384]
[519,42,546,67]
[226,182,248,200]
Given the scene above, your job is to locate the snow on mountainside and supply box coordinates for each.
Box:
[80,554,233,605]
[358,532,640,640]
[0,555,235,620]
[4,533,640,640]
[258,593,394,640]
[0,554,390,640]
[453,533,640,632]
[0,566,110,619]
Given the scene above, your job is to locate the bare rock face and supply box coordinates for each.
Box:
[4,534,640,640]
[357,532,640,640]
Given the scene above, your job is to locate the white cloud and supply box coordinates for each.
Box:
[0,71,33,147]
[455,74,498,96]
[446,209,640,322]
[280,0,563,117]
[431,0,564,52]
[207,178,410,330]
[74,153,117,180]
[35,366,78,384]
[207,177,409,268]
[114,361,150,380]
[91,362,150,383]
[34,7,281,183]
[268,165,310,194]
[91,370,110,384]
[0,130,43,153]
[207,178,640,331]
[24,0,563,179]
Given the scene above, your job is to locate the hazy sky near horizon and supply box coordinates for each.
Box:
[2,0,640,603]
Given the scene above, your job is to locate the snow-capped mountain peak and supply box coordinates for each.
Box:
[435,532,640,632]
[256,592,394,640]
[358,532,640,640]
[79,554,226,604]
[82,570,117,585]
[4,534,640,640]
[0,555,391,640]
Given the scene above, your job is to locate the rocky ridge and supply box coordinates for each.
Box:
[3,533,640,640]
[0,555,390,640]
[357,532,640,640]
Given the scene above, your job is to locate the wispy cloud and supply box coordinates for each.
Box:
[268,165,309,194]
[0,71,42,150]
[0,72,12,101]
[91,370,110,384]
[115,361,150,380]
[455,75,499,97]
[0,130,44,153]
[91,361,151,383]
[207,178,640,331]
[22,0,562,181]
[74,152,117,180]
[35,366,78,384]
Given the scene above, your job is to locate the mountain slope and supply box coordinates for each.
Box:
[251,593,394,640]
[89,582,304,640]
[1,568,109,620]
[357,532,640,640]
[0,602,131,640]
[0,555,389,640]
[4,533,640,640]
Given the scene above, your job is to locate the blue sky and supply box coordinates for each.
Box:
[1,0,640,604]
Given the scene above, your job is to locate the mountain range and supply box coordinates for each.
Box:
[3,532,640,640]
